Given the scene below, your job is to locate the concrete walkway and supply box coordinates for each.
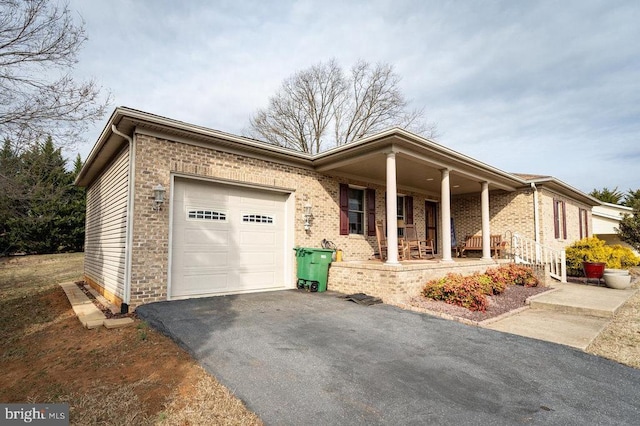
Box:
[484,283,638,349]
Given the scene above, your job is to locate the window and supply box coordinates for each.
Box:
[553,199,567,239]
[242,214,274,224]
[187,209,226,221]
[397,195,405,237]
[579,208,589,239]
[339,184,375,236]
[348,188,364,234]
[396,196,405,221]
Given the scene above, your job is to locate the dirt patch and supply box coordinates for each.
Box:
[0,253,262,425]
[404,285,552,323]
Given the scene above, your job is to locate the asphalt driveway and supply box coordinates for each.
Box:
[137,290,640,425]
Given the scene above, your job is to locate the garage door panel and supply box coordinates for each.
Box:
[171,178,288,298]
[236,251,277,266]
[185,228,229,245]
[182,251,229,268]
[185,184,229,203]
[180,273,229,295]
[236,271,277,289]
[239,229,277,246]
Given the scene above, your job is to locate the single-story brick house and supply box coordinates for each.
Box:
[76,107,600,312]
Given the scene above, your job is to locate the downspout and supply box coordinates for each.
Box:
[112,124,135,313]
[531,182,540,263]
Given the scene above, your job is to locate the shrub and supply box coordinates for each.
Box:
[421,264,540,312]
[485,264,539,288]
[422,273,492,312]
[565,237,640,276]
[608,244,640,269]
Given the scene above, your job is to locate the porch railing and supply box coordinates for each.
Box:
[511,232,567,283]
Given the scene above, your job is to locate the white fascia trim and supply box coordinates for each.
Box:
[592,211,626,221]
[526,177,600,205]
[599,201,633,211]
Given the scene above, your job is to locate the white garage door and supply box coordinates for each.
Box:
[171,178,289,298]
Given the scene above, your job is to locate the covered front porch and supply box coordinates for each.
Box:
[313,128,530,264]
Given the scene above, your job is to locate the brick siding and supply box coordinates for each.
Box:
[123,132,577,308]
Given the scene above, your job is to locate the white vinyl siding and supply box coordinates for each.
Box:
[84,146,129,299]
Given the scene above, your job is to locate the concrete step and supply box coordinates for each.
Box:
[484,309,610,350]
[527,283,637,318]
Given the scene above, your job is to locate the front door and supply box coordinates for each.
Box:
[425,201,438,254]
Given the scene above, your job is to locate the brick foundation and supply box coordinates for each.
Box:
[327,259,512,303]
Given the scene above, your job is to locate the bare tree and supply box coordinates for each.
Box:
[0,0,110,149]
[248,59,435,155]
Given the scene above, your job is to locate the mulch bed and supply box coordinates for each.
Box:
[75,281,135,319]
[407,285,552,322]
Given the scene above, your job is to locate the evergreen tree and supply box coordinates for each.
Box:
[0,136,86,254]
[589,187,624,204]
[617,208,640,252]
[623,189,640,210]
[0,138,19,254]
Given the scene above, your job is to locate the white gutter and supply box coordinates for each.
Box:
[111,124,135,313]
[531,182,540,263]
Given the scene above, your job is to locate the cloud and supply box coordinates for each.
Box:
[66,0,640,193]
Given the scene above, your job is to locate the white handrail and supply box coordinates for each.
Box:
[512,232,567,283]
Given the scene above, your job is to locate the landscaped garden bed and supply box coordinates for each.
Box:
[406,263,552,322]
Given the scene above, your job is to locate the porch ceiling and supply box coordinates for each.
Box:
[313,131,525,196]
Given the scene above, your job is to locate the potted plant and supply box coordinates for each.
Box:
[582,260,606,284]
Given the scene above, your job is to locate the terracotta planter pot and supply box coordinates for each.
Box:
[582,262,606,279]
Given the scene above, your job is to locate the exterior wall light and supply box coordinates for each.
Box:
[153,184,166,211]
[303,201,313,231]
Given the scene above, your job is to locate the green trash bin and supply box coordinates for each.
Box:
[305,248,334,292]
[293,247,312,288]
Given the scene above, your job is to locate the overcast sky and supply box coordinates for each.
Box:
[67,0,640,194]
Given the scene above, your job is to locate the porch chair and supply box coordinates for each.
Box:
[404,224,435,259]
[375,220,409,261]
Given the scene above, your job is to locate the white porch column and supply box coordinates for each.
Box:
[481,181,492,260]
[440,169,453,262]
[386,152,399,264]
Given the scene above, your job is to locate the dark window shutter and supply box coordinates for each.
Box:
[339,184,349,235]
[579,209,584,239]
[584,210,588,237]
[553,200,560,239]
[562,201,567,239]
[405,196,414,225]
[366,188,376,236]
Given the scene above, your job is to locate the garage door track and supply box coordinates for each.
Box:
[137,290,640,425]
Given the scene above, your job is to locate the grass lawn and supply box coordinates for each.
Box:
[0,253,262,425]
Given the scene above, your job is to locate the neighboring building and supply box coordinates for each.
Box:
[76,107,600,311]
[592,202,638,254]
